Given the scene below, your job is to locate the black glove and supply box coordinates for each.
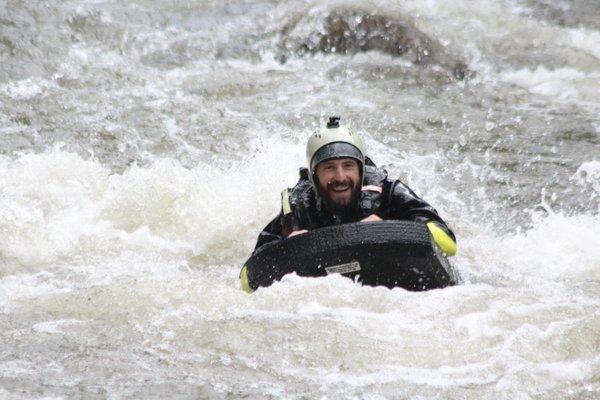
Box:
[282,168,315,234]
[359,165,388,218]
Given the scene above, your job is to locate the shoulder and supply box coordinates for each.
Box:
[363,163,388,186]
[388,179,421,199]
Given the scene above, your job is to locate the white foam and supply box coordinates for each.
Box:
[537,361,591,381]
[32,319,85,334]
[118,225,193,254]
[454,309,503,340]
[499,65,600,101]
[0,360,38,378]
[568,28,600,61]
[0,77,54,101]
[0,140,301,266]
[0,150,110,265]
[475,213,600,282]
[1,2,599,396]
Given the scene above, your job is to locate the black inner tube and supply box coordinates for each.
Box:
[244,220,460,291]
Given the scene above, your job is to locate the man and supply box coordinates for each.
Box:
[240,117,456,291]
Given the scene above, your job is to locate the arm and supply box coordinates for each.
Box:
[241,175,313,292]
[252,172,315,253]
[253,212,285,254]
[387,181,457,256]
[240,212,285,293]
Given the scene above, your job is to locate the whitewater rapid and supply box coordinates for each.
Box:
[1,0,599,398]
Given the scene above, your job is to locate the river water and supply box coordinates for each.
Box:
[1,0,599,399]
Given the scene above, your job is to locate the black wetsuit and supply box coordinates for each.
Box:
[254,160,455,253]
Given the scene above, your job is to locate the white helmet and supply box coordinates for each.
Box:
[306,116,366,186]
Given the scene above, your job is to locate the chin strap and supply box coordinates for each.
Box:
[426,221,457,256]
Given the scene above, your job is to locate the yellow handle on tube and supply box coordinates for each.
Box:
[240,265,254,293]
[426,221,457,256]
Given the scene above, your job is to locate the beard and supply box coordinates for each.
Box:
[318,178,361,220]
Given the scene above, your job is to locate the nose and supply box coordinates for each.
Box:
[333,164,345,181]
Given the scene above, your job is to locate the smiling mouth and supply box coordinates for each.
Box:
[328,181,352,193]
[331,186,350,192]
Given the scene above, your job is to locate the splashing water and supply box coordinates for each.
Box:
[1,0,599,398]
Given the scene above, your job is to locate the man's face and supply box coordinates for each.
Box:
[315,158,361,213]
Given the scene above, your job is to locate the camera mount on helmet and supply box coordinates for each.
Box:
[326,116,341,128]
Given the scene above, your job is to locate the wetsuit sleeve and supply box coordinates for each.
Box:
[253,212,285,254]
[387,181,457,249]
